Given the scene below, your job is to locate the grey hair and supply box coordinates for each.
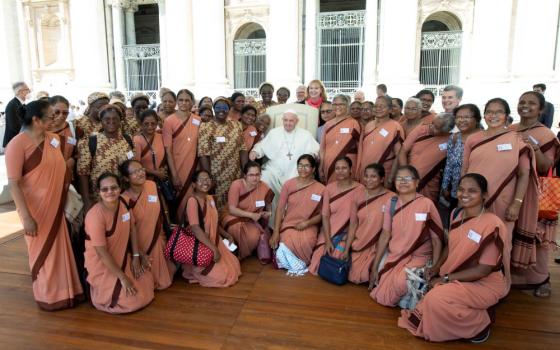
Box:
[12,81,26,93]
[406,97,422,109]
[333,94,350,106]
[443,85,463,99]
[436,112,455,133]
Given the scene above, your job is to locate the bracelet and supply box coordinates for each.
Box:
[514,198,523,204]
[132,253,140,257]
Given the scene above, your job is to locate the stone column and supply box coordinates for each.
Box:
[267,0,300,91]
[377,0,420,95]
[124,2,137,45]
[0,0,24,98]
[303,0,318,85]
[157,0,168,88]
[104,3,116,87]
[161,0,194,90]
[111,1,127,91]
[361,0,378,96]
[192,0,228,97]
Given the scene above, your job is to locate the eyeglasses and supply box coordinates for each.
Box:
[214,106,229,112]
[320,109,333,114]
[484,110,506,117]
[395,176,415,183]
[99,185,120,193]
[455,115,474,121]
[332,103,346,107]
[54,110,70,116]
[297,164,312,169]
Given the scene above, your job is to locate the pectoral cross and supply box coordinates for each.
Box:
[286,151,293,160]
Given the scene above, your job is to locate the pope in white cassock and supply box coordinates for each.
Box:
[249,110,320,225]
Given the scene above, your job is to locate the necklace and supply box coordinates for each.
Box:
[460,206,485,226]
[283,129,296,160]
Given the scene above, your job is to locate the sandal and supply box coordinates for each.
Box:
[470,328,490,344]
[534,282,551,298]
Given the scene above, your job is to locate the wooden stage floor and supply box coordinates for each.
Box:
[0,232,559,350]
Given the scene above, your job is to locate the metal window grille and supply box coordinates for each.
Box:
[317,10,366,97]
[233,39,266,98]
[419,31,462,96]
[123,44,161,96]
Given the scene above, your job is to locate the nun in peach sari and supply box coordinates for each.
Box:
[509,91,560,297]
[308,157,364,275]
[121,160,175,290]
[270,154,325,275]
[6,100,83,310]
[346,163,394,284]
[182,170,241,287]
[84,173,154,314]
[399,174,511,343]
[221,162,274,260]
[369,165,444,307]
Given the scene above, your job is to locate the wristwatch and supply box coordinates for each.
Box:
[443,274,450,283]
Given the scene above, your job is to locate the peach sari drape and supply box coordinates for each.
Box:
[370,195,444,307]
[134,133,166,173]
[278,178,326,264]
[84,200,155,314]
[308,182,364,274]
[349,190,395,284]
[123,180,175,290]
[5,132,83,310]
[320,117,361,183]
[222,180,274,260]
[163,113,201,221]
[182,195,241,287]
[398,211,510,342]
[356,120,403,179]
[402,125,449,203]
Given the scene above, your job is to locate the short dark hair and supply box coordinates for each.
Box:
[415,89,435,101]
[453,104,482,125]
[49,95,70,108]
[177,89,195,102]
[241,105,257,115]
[484,98,511,116]
[243,161,261,175]
[460,173,488,194]
[277,87,290,97]
[161,90,177,101]
[119,159,142,177]
[533,83,546,91]
[192,169,212,183]
[376,84,387,93]
[97,172,121,190]
[297,154,317,169]
[521,91,546,110]
[334,156,352,169]
[198,105,213,116]
[21,100,51,127]
[364,163,385,179]
[139,109,159,123]
[396,165,420,180]
[99,104,124,120]
[392,98,403,109]
[231,92,245,103]
[443,85,464,99]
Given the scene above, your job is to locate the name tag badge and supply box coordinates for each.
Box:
[192,119,201,126]
[255,200,266,208]
[382,204,386,213]
[528,135,539,145]
[467,229,482,244]
[438,143,448,151]
[415,213,427,221]
[249,131,258,137]
[311,194,322,202]
[122,212,130,222]
[148,195,158,203]
[210,200,216,208]
[223,239,238,252]
[126,151,134,159]
[50,138,60,148]
[379,128,389,137]
[340,127,350,134]
[216,136,226,143]
[67,137,77,146]
[497,143,512,152]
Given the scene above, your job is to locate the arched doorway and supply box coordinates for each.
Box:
[233,23,266,97]
[419,12,462,95]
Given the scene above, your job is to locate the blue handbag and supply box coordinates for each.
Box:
[318,232,350,285]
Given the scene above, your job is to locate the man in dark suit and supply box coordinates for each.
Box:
[2,81,30,147]
[533,83,555,128]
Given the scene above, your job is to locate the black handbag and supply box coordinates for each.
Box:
[317,232,350,285]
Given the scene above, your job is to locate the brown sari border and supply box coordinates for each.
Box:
[417,158,446,192]
[22,143,45,177]
[484,146,529,209]
[378,134,402,165]
[36,293,85,311]
[378,224,430,279]
[171,115,192,139]
[471,130,513,153]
